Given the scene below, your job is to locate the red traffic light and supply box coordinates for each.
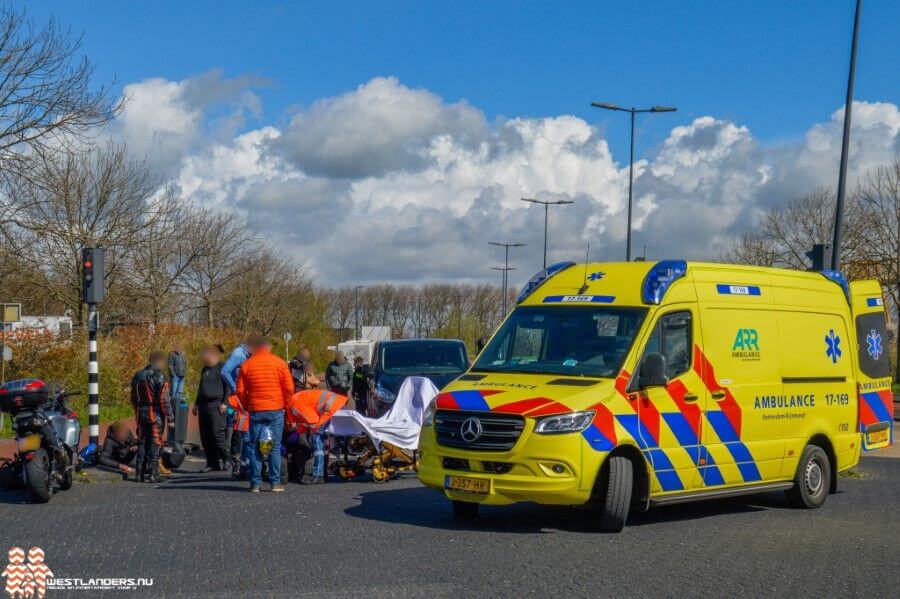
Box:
[84,261,92,268]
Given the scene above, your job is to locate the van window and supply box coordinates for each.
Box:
[856,312,890,379]
[641,311,692,379]
[472,305,646,378]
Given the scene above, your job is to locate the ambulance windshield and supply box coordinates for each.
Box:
[472,305,646,378]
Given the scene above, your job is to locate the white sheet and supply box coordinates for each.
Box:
[325,376,439,451]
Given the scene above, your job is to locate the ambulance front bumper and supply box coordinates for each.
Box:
[417,421,600,506]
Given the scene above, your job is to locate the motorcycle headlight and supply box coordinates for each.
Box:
[533,410,595,435]
[422,402,437,427]
[376,386,397,404]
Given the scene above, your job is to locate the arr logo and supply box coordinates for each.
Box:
[732,328,761,361]
[732,328,760,351]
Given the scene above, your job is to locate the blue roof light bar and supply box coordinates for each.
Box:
[516,261,576,304]
[642,260,688,304]
[820,270,850,303]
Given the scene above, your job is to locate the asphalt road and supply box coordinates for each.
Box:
[0,450,897,599]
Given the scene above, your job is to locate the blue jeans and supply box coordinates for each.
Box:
[247,410,283,488]
[311,431,326,478]
[171,375,185,399]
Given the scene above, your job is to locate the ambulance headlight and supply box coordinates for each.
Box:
[422,402,436,427]
[533,410,595,434]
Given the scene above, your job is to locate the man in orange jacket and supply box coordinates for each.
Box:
[236,334,293,492]
[285,389,348,484]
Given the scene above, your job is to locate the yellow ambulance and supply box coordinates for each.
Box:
[417,260,893,531]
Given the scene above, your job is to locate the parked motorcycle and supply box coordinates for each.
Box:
[0,379,81,503]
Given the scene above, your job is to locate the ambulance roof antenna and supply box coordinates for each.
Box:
[578,243,590,294]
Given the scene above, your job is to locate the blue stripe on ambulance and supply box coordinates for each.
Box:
[662,412,726,486]
[616,414,684,491]
[705,411,762,482]
[449,390,491,411]
[860,391,892,423]
[581,424,615,451]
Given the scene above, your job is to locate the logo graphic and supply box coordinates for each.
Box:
[731,328,760,351]
[588,271,605,281]
[459,417,483,443]
[866,329,883,360]
[3,547,52,599]
[825,329,842,364]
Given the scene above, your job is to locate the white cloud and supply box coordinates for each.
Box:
[114,74,899,285]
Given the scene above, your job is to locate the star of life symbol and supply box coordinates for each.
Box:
[866,329,883,360]
[825,329,842,364]
[588,271,605,281]
[2,547,52,599]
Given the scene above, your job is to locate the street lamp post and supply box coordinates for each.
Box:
[489,241,526,315]
[520,198,573,269]
[591,102,677,261]
[354,285,364,340]
[831,0,862,271]
[492,265,517,316]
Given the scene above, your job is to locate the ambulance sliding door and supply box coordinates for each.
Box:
[698,307,784,485]
[775,310,855,478]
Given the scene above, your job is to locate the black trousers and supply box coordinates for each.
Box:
[197,402,229,469]
[136,420,163,479]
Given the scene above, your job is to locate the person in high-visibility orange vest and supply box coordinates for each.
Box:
[285,389,347,484]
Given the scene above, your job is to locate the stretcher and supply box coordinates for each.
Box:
[324,376,438,483]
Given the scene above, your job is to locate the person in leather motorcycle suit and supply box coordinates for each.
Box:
[130,352,174,483]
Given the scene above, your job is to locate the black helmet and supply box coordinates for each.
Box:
[160,442,186,469]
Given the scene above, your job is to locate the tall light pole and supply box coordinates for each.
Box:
[831,0,862,271]
[591,102,677,261]
[492,265,517,315]
[520,198,573,269]
[354,285,364,340]
[490,241,526,315]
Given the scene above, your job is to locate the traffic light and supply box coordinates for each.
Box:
[82,247,106,304]
[805,244,832,272]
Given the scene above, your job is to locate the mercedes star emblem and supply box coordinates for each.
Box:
[459,417,483,443]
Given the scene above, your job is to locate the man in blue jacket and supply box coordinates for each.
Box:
[221,342,252,477]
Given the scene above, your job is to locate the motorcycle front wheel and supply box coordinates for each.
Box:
[24,448,52,503]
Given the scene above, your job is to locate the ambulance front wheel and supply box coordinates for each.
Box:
[451,500,479,518]
[595,455,633,533]
[785,445,830,509]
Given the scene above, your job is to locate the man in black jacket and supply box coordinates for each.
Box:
[192,345,230,472]
[130,351,173,483]
[97,421,137,478]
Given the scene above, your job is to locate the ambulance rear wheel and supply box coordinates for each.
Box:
[596,455,633,532]
[785,445,830,509]
[451,500,479,518]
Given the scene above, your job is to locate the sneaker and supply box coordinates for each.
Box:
[249,486,260,493]
[199,466,215,474]
[301,475,325,485]
[269,484,285,493]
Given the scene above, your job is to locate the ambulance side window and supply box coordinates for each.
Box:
[856,312,890,379]
[641,311,692,379]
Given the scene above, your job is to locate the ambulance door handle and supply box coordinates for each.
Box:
[711,391,726,400]
[683,393,699,402]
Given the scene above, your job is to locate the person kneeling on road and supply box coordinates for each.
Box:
[236,335,293,493]
[285,389,348,485]
[97,420,137,479]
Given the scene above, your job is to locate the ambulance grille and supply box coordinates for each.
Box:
[434,410,525,451]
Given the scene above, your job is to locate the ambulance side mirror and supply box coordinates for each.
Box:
[633,353,668,390]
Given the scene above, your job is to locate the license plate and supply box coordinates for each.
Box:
[866,428,889,446]
[445,475,490,494]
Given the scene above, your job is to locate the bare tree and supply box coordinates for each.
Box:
[0,8,119,182]
[181,209,259,326]
[1,143,163,321]
[725,187,867,270]
[126,201,206,324]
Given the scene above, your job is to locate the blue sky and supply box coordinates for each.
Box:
[28,0,899,159]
